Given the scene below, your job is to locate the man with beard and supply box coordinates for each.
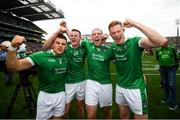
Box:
[81,28,112,119]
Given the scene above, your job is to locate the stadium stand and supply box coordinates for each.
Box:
[0,0,64,51]
[0,0,64,21]
[0,11,45,42]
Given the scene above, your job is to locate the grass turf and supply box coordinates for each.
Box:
[0,54,179,119]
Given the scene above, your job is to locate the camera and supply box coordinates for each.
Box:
[18,66,37,81]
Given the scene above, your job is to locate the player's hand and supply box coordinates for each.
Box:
[60,20,67,28]
[0,44,7,50]
[59,26,68,33]
[0,41,11,49]
[102,33,109,40]
[11,35,26,48]
[123,18,136,28]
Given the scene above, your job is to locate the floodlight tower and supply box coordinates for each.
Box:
[175,18,180,46]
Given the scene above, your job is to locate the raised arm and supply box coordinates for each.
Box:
[102,33,109,44]
[60,21,71,38]
[43,29,63,50]
[5,35,32,72]
[43,21,70,50]
[123,18,168,48]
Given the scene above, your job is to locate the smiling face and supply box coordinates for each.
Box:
[69,29,81,48]
[91,28,103,46]
[109,21,125,44]
[52,35,67,55]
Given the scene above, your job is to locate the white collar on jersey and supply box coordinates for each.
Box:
[124,37,128,42]
[50,49,56,55]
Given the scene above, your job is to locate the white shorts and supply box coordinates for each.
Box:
[116,85,148,115]
[85,79,112,108]
[36,91,66,119]
[65,80,86,103]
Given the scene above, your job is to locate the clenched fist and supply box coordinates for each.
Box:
[11,35,26,48]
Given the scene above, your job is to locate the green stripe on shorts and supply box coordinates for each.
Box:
[140,88,148,115]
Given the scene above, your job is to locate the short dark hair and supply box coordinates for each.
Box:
[71,29,81,36]
[57,34,67,41]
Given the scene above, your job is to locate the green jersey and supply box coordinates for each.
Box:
[155,45,177,67]
[81,39,112,84]
[111,37,145,89]
[17,52,27,59]
[65,44,87,83]
[28,50,68,93]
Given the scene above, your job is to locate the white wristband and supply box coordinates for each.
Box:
[8,44,17,51]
